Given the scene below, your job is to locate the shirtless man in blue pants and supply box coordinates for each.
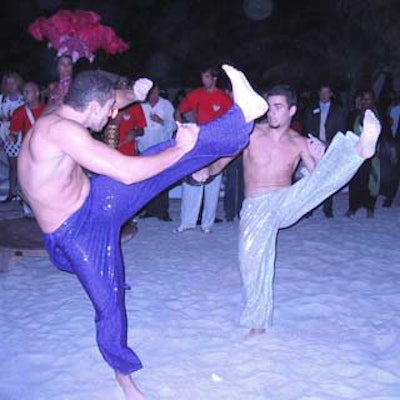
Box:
[18,65,268,399]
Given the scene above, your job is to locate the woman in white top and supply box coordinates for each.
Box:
[0,72,24,202]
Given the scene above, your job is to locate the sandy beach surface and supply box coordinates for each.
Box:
[1,194,399,400]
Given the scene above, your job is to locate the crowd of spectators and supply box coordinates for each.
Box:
[1,61,399,223]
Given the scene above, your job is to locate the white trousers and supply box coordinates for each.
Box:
[179,173,222,230]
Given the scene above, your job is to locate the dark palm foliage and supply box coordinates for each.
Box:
[2,0,400,92]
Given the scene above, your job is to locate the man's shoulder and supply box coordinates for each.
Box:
[289,129,307,144]
[32,115,90,154]
[12,104,26,116]
[330,102,344,111]
[250,124,271,144]
[159,97,174,107]
[20,103,47,117]
[253,122,269,134]
[178,88,203,108]
[214,88,232,102]
[187,87,226,97]
[36,103,47,112]
[214,87,228,94]
[38,111,82,132]
[186,87,203,96]
[124,103,143,114]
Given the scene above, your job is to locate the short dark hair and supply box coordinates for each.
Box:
[266,84,297,108]
[63,70,115,111]
[23,81,40,91]
[361,88,376,101]
[319,83,333,91]
[201,66,219,78]
[2,72,24,94]
[57,54,73,66]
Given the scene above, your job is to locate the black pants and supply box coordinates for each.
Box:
[223,156,244,220]
[348,159,376,212]
[144,189,170,218]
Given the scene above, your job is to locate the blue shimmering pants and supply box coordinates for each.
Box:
[43,105,252,375]
[239,132,364,330]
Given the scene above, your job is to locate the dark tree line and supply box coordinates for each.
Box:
[1,0,400,93]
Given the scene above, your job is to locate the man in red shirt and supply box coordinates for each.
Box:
[175,67,232,124]
[10,82,46,139]
[174,67,233,233]
[117,103,147,156]
[109,77,147,157]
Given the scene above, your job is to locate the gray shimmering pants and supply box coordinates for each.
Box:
[239,132,364,329]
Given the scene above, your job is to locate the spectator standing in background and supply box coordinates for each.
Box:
[137,84,176,221]
[174,66,232,233]
[305,83,346,218]
[0,72,24,202]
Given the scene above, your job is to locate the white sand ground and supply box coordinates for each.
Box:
[1,194,399,400]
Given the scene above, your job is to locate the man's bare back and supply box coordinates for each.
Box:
[243,122,315,197]
[18,113,92,233]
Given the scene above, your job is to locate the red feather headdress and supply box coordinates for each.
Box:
[28,9,129,63]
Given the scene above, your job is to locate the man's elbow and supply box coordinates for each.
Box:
[120,168,153,185]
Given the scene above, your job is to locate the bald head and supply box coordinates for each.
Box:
[23,81,41,107]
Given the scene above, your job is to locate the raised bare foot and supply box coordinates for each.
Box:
[222,64,268,123]
[244,328,266,339]
[355,109,381,159]
[133,78,153,102]
[116,373,146,400]
[115,78,153,109]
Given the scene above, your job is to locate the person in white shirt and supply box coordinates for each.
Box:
[136,84,177,221]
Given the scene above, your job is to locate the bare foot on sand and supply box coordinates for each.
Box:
[116,373,145,400]
[245,328,266,339]
[222,64,268,123]
[355,109,381,159]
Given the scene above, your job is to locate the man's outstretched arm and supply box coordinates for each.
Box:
[191,154,239,183]
[55,119,199,185]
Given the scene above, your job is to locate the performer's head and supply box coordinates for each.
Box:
[146,82,161,105]
[1,72,24,96]
[22,81,41,107]
[265,85,297,108]
[64,70,116,131]
[57,55,73,81]
[200,66,219,91]
[318,83,334,104]
[265,85,298,129]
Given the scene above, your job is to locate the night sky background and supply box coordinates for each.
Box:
[1,0,400,98]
